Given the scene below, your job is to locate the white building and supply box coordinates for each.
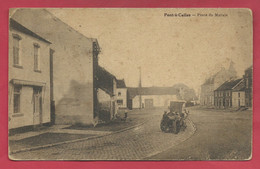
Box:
[11,9,115,126]
[232,79,246,108]
[116,79,127,109]
[128,87,180,109]
[9,19,52,130]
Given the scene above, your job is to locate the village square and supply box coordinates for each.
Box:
[8,9,252,160]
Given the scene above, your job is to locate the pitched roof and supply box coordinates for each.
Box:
[11,9,97,51]
[128,87,179,99]
[116,79,126,88]
[215,79,243,91]
[233,79,245,91]
[96,65,116,96]
[10,18,51,44]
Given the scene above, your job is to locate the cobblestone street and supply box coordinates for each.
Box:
[10,108,195,160]
[150,107,252,160]
[9,107,252,161]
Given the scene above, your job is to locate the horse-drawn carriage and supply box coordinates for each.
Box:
[160,101,189,134]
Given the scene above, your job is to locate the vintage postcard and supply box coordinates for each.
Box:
[8,8,253,160]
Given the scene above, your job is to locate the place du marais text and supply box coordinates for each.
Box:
[164,13,228,17]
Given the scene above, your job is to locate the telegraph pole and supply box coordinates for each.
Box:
[138,66,142,109]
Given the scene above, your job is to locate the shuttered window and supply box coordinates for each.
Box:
[13,36,21,66]
[34,43,40,71]
[13,85,22,114]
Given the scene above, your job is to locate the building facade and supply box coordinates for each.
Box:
[9,19,52,129]
[232,91,245,108]
[214,79,244,109]
[200,62,237,107]
[244,66,253,107]
[128,87,180,109]
[11,9,110,126]
[116,79,127,109]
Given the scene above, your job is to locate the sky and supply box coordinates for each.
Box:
[48,8,253,93]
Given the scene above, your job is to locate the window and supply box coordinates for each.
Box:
[238,92,240,97]
[34,43,40,71]
[13,85,22,114]
[117,99,123,105]
[13,34,21,67]
[118,92,121,96]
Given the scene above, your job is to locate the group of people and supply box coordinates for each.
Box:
[161,106,189,133]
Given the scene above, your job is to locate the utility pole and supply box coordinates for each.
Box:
[138,66,142,109]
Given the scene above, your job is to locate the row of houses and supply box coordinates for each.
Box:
[200,63,253,109]
[8,9,130,130]
[214,66,253,109]
[200,61,237,107]
[9,9,191,131]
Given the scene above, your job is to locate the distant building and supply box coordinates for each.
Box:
[200,62,237,107]
[232,79,246,108]
[244,66,253,107]
[9,19,52,130]
[96,66,118,123]
[116,79,128,109]
[214,79,244,109]
[127,87,180,109]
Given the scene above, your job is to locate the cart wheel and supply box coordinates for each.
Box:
[160,121,168,132]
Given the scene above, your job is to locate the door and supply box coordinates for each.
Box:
[33,87,42,125]
[145,99,153,108]
[111,101,116,120]
[127,99,133,110]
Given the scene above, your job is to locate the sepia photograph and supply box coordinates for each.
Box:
[8,8,253,160]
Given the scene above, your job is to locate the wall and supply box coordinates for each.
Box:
[12,9,95,125]
[97,88,111,122]
[116,88,127,108]
[232,91,245,107]
[132,96,141,109]
[132,95,178,108]
[200,84,214,106]
[112,79,118,118]
[244,67,253,107]
[9,29,51,129]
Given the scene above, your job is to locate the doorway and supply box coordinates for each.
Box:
[33,87,42,125]
[145,99,153,108]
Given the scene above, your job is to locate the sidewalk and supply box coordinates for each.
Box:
[9,110,145,154]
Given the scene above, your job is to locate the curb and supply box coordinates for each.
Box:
[10,121,147,155]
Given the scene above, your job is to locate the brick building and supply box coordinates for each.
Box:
[244,66,253,107]
[214,79,244,109]
[200,62,237,107]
